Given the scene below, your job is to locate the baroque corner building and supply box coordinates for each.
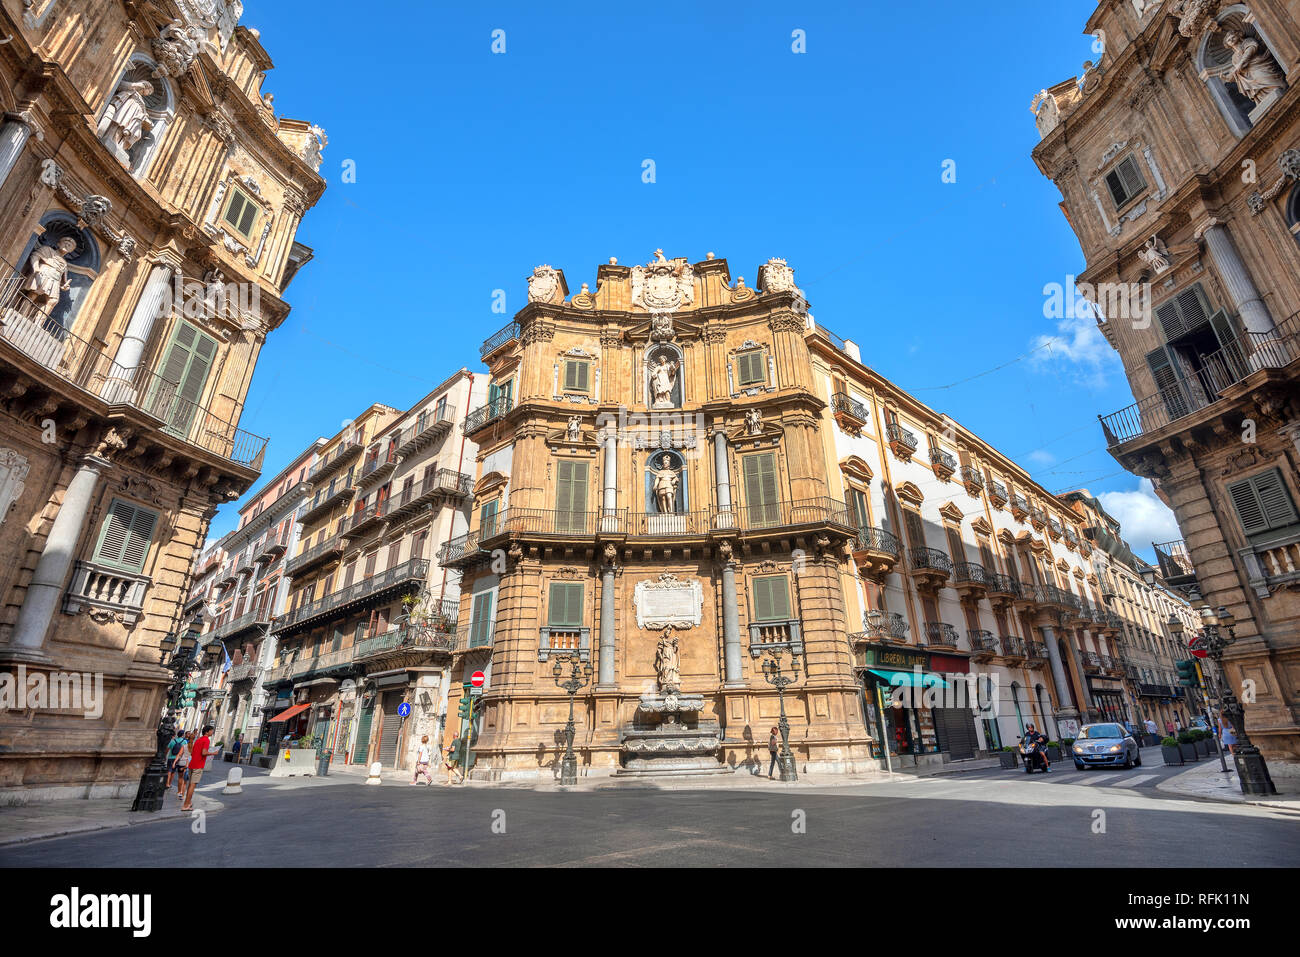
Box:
[0,0,323,801]
[441,253,876,778]
[1032,0,1300,773]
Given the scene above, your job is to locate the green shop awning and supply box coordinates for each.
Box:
[867,668,949,689]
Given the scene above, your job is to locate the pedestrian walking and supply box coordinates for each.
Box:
[182,724,214,811]
[173,730,195,798]
[412,735,434,785]
[1219,714,1238,756]
[767,726,780,779]
[164,729,186,791]
[1144,717,1158,737]
[444,736,463,785]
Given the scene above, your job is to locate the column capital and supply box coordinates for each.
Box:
[1193,216,1223,242]
[2,111,36,131]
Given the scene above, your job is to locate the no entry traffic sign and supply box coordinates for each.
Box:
[471,671,486,688]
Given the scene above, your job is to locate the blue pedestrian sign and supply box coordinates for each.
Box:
[397,702,411,718]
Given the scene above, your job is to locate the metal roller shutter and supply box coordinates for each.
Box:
[377,691,403,767]
[932,708,979,760]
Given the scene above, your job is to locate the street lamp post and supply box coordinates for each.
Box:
[552,653,592,786]
[1170,608,1276,795]
[130,612,206,812]
[757,646,802,782]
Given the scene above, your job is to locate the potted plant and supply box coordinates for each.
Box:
[1177,731,1198,762]
[1045,740,1062,762]
[1196,730,1213,757]
[998,746,1019,769]
[1161,736,1183,765]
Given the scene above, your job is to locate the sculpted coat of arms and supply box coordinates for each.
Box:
[631,250,695,313]
[527,264,563,304]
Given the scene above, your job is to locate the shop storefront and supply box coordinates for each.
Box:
[1087,676,1128,725]
[856,644,979,760]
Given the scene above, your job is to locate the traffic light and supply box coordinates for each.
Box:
[457,695,474,720]
[1175,659,1200,688]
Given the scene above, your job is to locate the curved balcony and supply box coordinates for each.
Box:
[480,319,520,360]
[922,621,959,650]
[986,573,1023,604]
[1025,640,1049,668]
[463,396,513,436]
[929,447,957,481]
[907,547,951,591]
[996,636,1026,664]
[959,466,984,496]
[437,529,482,568]
[1010,494,1030,521]
[851,526,902,580]
[1029,507,1048,531]
[952,561,988,598]
[988,480,1008,507]
[969,630,998,662]
[1082,651,1103,674]
[886,423,918,460]
[831,391,870,432]
[850,610,910,644]
[735,497,854,535]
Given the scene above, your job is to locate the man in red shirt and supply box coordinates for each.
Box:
[182,724,214,811]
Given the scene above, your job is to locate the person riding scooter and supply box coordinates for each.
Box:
[1022,723,1051,772]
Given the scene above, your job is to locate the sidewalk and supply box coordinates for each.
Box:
[0,789,223,848]
[1154,758,1300,813]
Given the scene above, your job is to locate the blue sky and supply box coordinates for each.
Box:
[215,0,1177,558]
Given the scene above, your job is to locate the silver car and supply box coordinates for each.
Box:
[1071,722,1141,770]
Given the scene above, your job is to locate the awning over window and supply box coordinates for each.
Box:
[267,702,311,723]
[866,668,949,689]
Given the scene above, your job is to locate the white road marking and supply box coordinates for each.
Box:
[1116,773,1157,788]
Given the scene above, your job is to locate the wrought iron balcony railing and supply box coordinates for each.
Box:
[969,630,999,657]
[885,422,918,453]
[0,257,268,468]
[909,547,953,575]
[1153,539,1196,585]
[988,480,1008,504]
[857,610,909,641]
[463,395,513,434]
[272,558,430,634]
[923,621,959,648]
[831,391,869,424]
[309,440,362,481]
[853,526,902,558]
[929,447,957,473]
[480,320,520,359]
[952,562,988,588]
[959,466,984,492]
[393,407,457,458]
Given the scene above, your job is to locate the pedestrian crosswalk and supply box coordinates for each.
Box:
[1064,771,1157,788]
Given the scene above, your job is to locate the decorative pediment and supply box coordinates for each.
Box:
[997,529,1017,546]
[839,456,874,484]
[938,502,964,523]
[970,516,994,535]
[1056,558,1070,572]
[1072,567,1086,580]
[726,419,782,446]
[473,471,509,496]
[896,481,924,505]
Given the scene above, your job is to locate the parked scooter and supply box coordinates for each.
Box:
[1019,736,1048,774]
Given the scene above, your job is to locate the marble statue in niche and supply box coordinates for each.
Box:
[655,627,681,692]
[1223,30,1286,107]
[99,80,155,165]
[22,236,77,313]
[649,352,680,409]
[650,454,680,514]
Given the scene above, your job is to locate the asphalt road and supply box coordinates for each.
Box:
[1,761,1296,867]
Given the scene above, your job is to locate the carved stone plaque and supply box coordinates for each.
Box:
[634,574,703,630]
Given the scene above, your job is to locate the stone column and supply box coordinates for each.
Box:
[0,113,33,191]
[601,425,617,521]
[721,559,743,685]
[1038,623,1077,718]
[713,430,732,528]
[597,562,616,687]
[6,454,110,660]
[103,262,173,403]
[1200,222,1275,337]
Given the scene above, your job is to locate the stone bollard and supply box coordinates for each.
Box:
[365,761,383,785]
[222,767,243,795]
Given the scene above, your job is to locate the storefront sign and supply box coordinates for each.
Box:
[858,644,928,670]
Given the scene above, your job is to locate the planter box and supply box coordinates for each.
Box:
[1143,733,1159,747]
[1194,739,1210,758]
[1161,745,1183,766]
[998,751,1020,769]
[1046,746,1061,762]
[1179,743,1198,762]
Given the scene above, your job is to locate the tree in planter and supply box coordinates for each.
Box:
[1160,736,1183,765]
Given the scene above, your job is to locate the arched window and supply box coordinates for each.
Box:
[1196,7,1287,136]
[97,57,175,178]
[10,211,101,333]
[1010,681,1026,735]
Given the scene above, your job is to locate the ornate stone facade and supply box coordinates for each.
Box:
[0,1,322,801]
[1032,1,1300,774]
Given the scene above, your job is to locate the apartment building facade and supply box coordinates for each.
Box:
[809,326,1139,759]
[0,0,322,801]
[265,374,483,772]
[1032,0,1300,773]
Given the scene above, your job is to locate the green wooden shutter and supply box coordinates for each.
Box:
[153,321,217,436]
[548,582,583,628]
[563,361,589,392]
[742,453,778,526]
[738,351,764,386]
[555,461,588,532]
[752,575,791,622]
[1229,470,1299,536]
[479,499,499,537]
[93,499,158,572]
[470,592,494,646]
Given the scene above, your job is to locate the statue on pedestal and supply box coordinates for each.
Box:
[651,454,679,514]
[99,80,155,165]
[649,353,680,409]
[1223,30,1286,107]
[22,236,78,312]
[655,627,680,692]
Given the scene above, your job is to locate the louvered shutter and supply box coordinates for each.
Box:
[738,351,764,386]
[94,499,157,572]
[563,361,589,392]
[1256,471,1299,529]
[555,461,588,532]
[753,575,791,622]
[480,499,499,537]
[548,582,583,628]
[1105,169,1129,207]
[1117,157,1147,198]
[903,508,927,551]
[470,592,494,646]
[155,322,216,435]
[743,453,778,526]
[1228,478,1268,535]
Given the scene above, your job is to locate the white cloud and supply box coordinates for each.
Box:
[1026,449,1055,467]
[1098,479,1180,556]
[1030,311,1121,388]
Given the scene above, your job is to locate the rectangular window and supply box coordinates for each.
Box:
[363,552,377,577]
[555,460,589,532]
[562,359,591,393]
[1104,155,1147,210]
[902,508,926,551]
[847,487,870,528]
[751,574,792,622]
[480,498,500,537]
[945,526,966,565]
[434,396,447,420]
[737,350,766,386]
[93,499,159,573]
[221,184,261,240]
[469,591,495,647]
[150,321,217,436]
[548,582,584,628]
[1228,469,1300,538]
[742,452,779,526]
